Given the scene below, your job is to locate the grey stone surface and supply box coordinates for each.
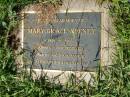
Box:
[24,12,101,71]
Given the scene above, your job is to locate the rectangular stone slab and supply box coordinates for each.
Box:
[23,12,101,71]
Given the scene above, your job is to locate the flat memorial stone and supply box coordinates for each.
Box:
[23,12,101,71]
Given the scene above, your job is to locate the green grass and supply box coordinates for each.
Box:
[0,0,130,97]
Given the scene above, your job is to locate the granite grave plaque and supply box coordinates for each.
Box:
[23,12,101,71]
